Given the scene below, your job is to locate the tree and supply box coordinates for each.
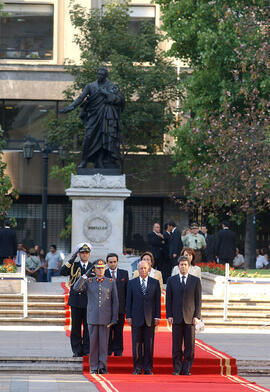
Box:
[47,0,178,174]
[156,0,270,266]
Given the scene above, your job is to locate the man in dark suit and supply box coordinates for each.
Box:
[147,222,165,271]
[105,252,129,357]
[126,260,161,375]
[168,221,183,267]
[166,256,202,376]
[60,243,95,357]
[201,224,215,262]
[216,221,236,266]
[0,219,17,265]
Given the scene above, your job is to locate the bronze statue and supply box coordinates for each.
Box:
[61,67,125,169]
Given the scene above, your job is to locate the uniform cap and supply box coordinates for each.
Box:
[78,243,91,253]
[190,223,199,229]
[94,259,106,268]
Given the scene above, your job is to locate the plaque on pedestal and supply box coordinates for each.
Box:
[66,173,131,259]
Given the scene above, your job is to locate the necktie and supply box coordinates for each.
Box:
[141,278,146,295]
[112,270,116,280]
[181,276,186,286]
[82,265,86,275]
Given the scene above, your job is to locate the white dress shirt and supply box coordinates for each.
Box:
[109,268,117,279]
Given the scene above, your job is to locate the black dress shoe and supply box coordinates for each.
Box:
[83,352,89,356]
[172,371,180,375]
[90,369,98,374]
[132,369,142,375]
[182,371,191,375]
[72,353,83,357]
[144,370,153,375]
[99,368,108,374]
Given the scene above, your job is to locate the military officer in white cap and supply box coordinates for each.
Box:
[60,242,95,357]
[74,259,119,374]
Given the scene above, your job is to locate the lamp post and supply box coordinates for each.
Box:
[23,136,57,252]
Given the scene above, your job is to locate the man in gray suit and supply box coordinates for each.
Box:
[74,259,119,374]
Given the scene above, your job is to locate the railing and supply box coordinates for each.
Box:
[0,254,28,317]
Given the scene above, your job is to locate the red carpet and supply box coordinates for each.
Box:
[62,284,269,392]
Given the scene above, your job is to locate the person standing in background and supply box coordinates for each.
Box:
[167,221,183,268]
[105,253,129,357]
[0,219,17,265]
[45,245,63,282]
[201,224,215,262]
[216,221,236,266]
[182,223,206,263]
[147,222,165,272]
[15,243,27,267]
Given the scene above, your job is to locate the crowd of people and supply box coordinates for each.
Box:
[62,242,201,376]
[147,220,269,277]
[15,243,64,282]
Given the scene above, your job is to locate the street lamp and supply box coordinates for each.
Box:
[23,136,57,252]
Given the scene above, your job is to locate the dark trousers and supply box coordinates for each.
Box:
[172,321,195,374]
[70,306,89,355]
[108,313,125,355]
[132,323,155,371]
[219,258,233,267]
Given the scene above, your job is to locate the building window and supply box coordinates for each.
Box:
[0,4,53,60]
[128,6,156,35]
[9,196,71,255]
[2,100,58,148]
[124,197,163,252]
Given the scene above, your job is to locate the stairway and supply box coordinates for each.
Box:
[201,296,270,329]
[0,294,66,326]
[0,292,270,328]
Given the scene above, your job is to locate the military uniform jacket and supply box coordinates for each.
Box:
[60,257,95,308]
[74,276,119,325]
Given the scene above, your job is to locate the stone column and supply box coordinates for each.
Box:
[66,173,131,259]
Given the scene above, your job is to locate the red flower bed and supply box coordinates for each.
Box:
[197,261,233,276]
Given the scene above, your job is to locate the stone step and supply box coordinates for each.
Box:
[0,302,65,310]
[202,296,270,304]
[0,310,66,317]
[203,319,270,328]
[0,357,82,373]
[202,304,270,310]
[0,317,65,325]
[201,312,270,320]
[0,357,268,376]
[0,294,65,303]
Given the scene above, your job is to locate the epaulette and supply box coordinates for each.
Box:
[65,262,71,268]
[88,278,93,283]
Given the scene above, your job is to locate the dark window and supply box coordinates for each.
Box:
[2,100,57,148]
[9,196,71,254]
[128,6,155,35]
[0,4,53,60]
[124,197,163,252]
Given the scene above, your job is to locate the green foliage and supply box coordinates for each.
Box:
[156,0,270,217]
[50,163,77,188]
[47,0,177,163]
[0,128,18,225]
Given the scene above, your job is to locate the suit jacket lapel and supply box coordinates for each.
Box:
[146,276,153,295]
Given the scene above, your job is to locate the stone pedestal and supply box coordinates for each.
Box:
[66,173,131,259]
